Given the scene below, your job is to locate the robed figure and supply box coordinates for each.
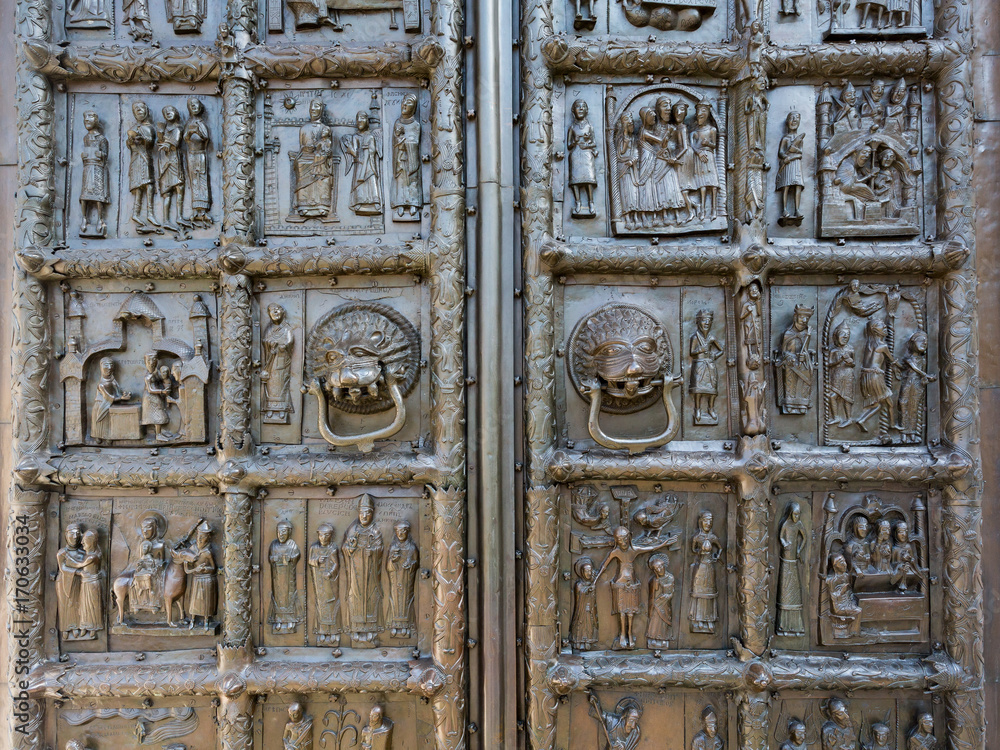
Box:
[261,303,295,424]
[283,703,313,750]
[343,494,385,645]
[183,98,212,227]
[391,94,423,221]
[342,111,383,216]
[775,305,815,415]
[588,692,642,750]
[308,523,341,646]
[290,99,337,222]
[385,520,418,638]
[776,502,807,636]
[269,520,302,634]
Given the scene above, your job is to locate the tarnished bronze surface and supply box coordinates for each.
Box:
[3,0,988,737]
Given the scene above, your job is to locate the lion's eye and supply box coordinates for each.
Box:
[634,337,656,354]
[596,343,626,357]
[348,346,378,357]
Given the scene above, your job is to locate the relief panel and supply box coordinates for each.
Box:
[56,283,218,451]
[55,0,220,42]
[257,695,431,750]
[57,90,222,247]
[766,278,938,448]
[253,278,427,449]
[56,698,219,750]
[258,488,429,651]
[261,87,430,239]
[560,483,734,652]
[771,695,943,750]
[559,281,735,452]
[559,691,732,750]
[554,83,729,240]
[260,0,425,42]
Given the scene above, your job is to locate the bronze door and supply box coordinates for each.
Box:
[2,0,986,742]
[515,0,984,746]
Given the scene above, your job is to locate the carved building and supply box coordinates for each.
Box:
[2,0,986,740]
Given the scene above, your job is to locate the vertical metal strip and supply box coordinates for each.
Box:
[219,273,254,459]
[222,491,254,648]
[9,0,53,745]
[933,5,983,743]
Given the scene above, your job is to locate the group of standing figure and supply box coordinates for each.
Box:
[612,96,721,230]
[267,495,420,647]
[827,320,934,442]
[282,702,394,750]
[817,700,937,750]
[570,509,722,651]
[121,99,213,236]
[588,693,722,750]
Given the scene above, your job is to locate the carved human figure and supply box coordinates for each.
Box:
[692,706,723,750]
[165,0,204,32]
[615,114,641,229]
[871,519,892,572]
[283,703,313,750]
[822,699,856,750]
[857,318,898,430]
[907,713,937,750]
[91,357,131,442]
[845,515,872,574]
[127,102,160,233]
[385,520,418,638]
[745,76,768,160]
[689,510,722,634]
[871,147,903,216]
[776,112,804,225]
[824,553,861,634]
[156,106,190,233]
[858,0,887,27]
[780,720,808,750]
[740,283,763,370]
[570,556,599,650]
[141,353,173,442]
[290,98,336,222]
[671,101,696,211]
[341,111,383,216]
[56,523,85,639]
[595,526,675,649]
[343,494,384,645]
[128,515,166,616]
[832,82,860,135]
[895,330,935,443]
[183,98,212,227]
[885,79,908,133]
[308,523,341,646]
[860,80,887,130]
[79,111,110,239]
[567,99,599,219]
[269,520,302,633]
[572,0,596,29]
[775,305,815,415]
[690,100,720,221]
[658,97,694,223]
[890,521,920,592]
[646,553,674,648]
[689,309,724,426]
[865,722,892,750]
[67,0,110,28]
[826,323,856,427]
[777,502,807,636]
[261,303,295,424]
[587,692,642,750]
[122,0,152,40]
[360,705,393,750]
[836,146,877,220]
[168,520,217,628]
[572,486,613,536]
[391,94,423,222]
[637,105,683,227]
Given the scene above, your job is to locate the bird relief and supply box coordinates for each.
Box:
[606,85,727,237]
[816,79,922,238]
[60,289,212,447]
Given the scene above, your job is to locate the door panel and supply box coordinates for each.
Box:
[516,0,984,746]
[7,0,467,747]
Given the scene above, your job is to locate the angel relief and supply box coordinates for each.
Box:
[606,85,727,236]
[821,280,933,446]
[817,79,922,238]
[818,493,930,645]
[303,302,421,453]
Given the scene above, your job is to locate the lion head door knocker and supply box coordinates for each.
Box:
[567,303,682,454]
[304,302,420,453]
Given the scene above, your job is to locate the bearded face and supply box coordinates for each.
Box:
[591,334,661,399]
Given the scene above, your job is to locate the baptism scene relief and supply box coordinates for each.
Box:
[253,285,426,451]
[262,88,428,238]
[562,484,731,652]
[259,696,423,750]
[58,286,216,449]
[56,699,219,750]
[63,93,221,242]
[260,491,425,650]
